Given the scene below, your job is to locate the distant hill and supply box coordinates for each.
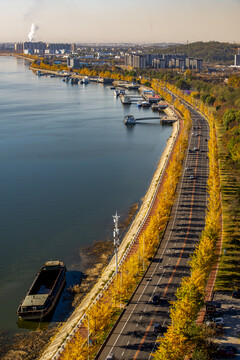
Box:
[151,41,239,64]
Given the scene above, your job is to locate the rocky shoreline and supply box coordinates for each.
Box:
[0,204,139,360]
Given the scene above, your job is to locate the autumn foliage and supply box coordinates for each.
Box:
[153,85,221,360]
[59,81,191,360]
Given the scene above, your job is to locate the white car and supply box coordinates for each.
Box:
[213,317,224,325]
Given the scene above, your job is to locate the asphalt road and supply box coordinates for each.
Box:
[98,107,209,360]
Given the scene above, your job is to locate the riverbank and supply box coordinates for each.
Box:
[0,57,177,359]
[0,205,139,360]
[37,113,179,360]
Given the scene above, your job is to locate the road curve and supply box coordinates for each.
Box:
[97,107,209,360]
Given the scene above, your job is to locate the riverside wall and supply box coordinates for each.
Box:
[39,112,180,360]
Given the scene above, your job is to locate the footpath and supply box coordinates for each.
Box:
[39,114,179,360]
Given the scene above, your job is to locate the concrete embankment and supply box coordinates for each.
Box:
[39,110,179,360]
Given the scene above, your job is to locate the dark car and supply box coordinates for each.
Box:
[154,323,162,334]
[223,345,238,354]
[152,293,161,305]
[215,347,235,358]
[232,290,240,299]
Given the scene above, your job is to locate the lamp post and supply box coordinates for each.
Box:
[113,211,120,275]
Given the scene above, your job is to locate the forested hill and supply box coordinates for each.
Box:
[153,41,239,63]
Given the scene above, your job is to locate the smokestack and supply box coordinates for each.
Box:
[28,23,39,42]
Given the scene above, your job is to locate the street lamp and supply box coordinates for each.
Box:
[113,211,120,275]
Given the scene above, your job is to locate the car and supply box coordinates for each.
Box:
[213,317,224,325]
[106,353,116,360]
[190,175,194,180]
[215,347,235,358]
[154,323,162,334]
[185,167,190,170]
[222,345,238,354]
[152,293,161,305]
[232,290,240,298]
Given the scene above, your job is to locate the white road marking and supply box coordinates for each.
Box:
[108,123,205,354]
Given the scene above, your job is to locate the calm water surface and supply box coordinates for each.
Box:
[0,56,172,330]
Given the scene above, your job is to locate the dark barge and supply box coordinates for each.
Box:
[17,261,66,321]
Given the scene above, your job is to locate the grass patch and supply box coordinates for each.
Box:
[215,121,240,291]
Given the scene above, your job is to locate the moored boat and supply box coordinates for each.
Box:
[113,89,120,97]
[17,261,66,321]
[121,96,132,105]
[151,104,160,111]
[141,101,151,108]
[158,101,168,109]
[124,115,136,125]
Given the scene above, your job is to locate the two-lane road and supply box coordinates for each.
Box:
[98,108,209,360]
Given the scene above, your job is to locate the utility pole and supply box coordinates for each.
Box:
[113,211,120,275]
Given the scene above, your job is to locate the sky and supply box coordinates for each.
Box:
[0,0,240,44]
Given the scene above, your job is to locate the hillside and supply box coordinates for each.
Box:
[151,41,239,64]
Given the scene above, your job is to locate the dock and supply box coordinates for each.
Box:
[135,117,160,122]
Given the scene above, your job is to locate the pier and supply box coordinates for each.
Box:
[124,115,178,125]
[134,117,160,121]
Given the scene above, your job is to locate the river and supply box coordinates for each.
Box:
[0,56,172,331]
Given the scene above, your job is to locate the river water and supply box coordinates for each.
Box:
[0,56,172,331]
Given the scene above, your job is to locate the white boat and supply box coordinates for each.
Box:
[121,96,132,105]
[124,115,136,125]
[114,89,120,97]
[142,101,151,108]
[82,78,89,84]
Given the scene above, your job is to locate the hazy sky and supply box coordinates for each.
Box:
[0,0,240,43]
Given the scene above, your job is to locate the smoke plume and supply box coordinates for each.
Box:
[28,23,39,42]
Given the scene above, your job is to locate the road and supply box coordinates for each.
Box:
[97,107,209,360]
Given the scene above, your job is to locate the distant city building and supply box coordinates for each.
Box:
[97,52,112,59]
[71,43,77,53]
[15,43,24,52]
[192,59,203,70]
[67,57,80,68]
[24,41,47,53]
[234,49,240,66]
[15,42,73,55]
[132,54,147,68]
[152,58,166,68]
[125,52,203,70]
